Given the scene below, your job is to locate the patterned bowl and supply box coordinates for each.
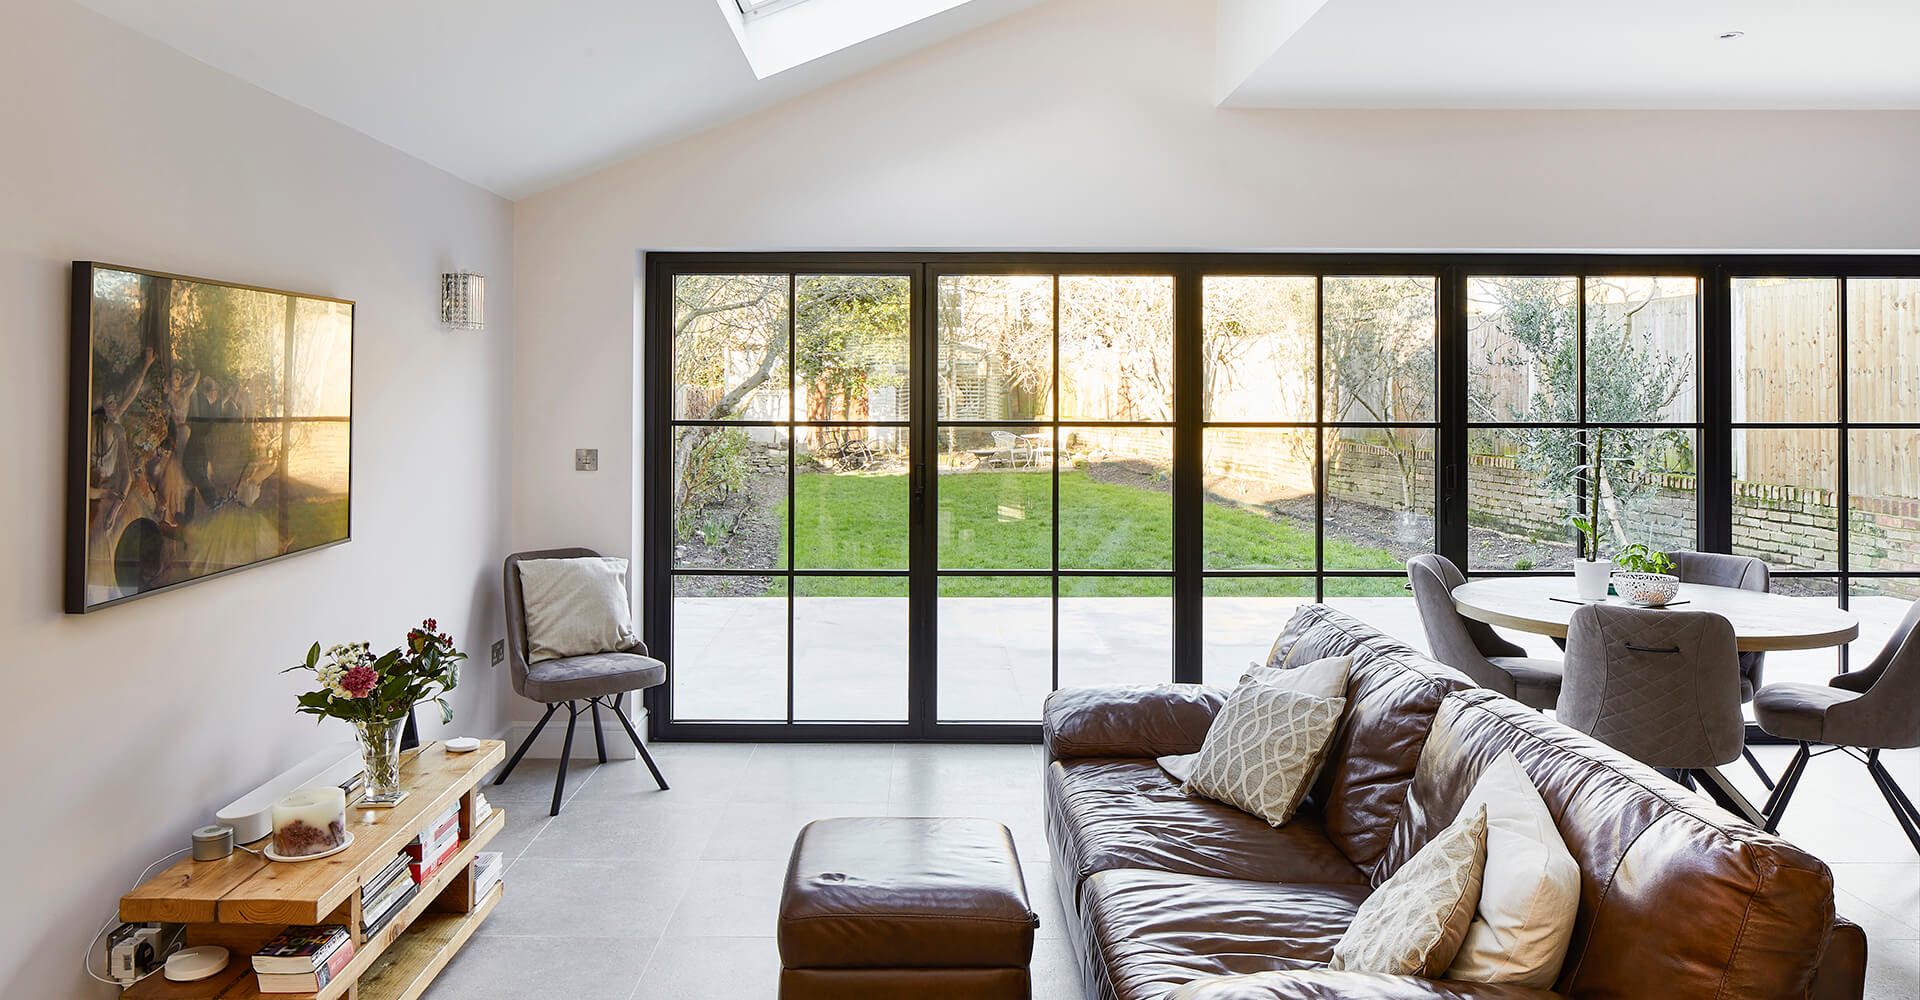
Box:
[1613,571,1680,607]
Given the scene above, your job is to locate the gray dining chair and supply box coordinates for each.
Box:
[1406,554,1563,710]
[1670,550,1775,786]
[494,547,670,815]
[1754,597,1920,853]
[1560,604,1750,814]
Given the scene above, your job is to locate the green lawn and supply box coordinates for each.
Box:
[770,469,1404,597]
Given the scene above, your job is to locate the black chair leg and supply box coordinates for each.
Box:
[591,699,608,764]
[552,702,579,817]
[495,702,558,786]
[1742,746,1775,790]
[1865,751,1920,854]
[610,697,669,791]
[1762,742,1811,832]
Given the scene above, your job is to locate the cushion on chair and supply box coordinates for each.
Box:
[1485,657,1563,710]
[523,650,665,702]
[1752,682,1857,743]
[516,556,641,662]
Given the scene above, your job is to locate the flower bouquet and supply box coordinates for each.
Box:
[285,619,466,806]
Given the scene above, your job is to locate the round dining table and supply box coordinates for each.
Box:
[1451,577,1859,651]
[1452,575,1859,826]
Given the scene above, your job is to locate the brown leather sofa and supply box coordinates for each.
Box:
[1043,605,1866,1000]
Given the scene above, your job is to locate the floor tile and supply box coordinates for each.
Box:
[521,799,724,861]
[627,936,780,1000]
[484,802,551,863]
[700,799,909,860]
[574,747,750,805]
[662,860,790,938]
[478,858,698,940]
[1032,932,1083,1000]
[735,744,895,803]
[427,933,650,1000]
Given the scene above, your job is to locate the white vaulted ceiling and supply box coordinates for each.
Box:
[69,0,1044,198]
[71,0,1920,199]
[1216,0,1920,109]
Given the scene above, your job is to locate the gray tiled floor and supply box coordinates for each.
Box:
[426,741,1918,1000]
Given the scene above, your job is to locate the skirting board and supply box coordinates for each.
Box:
[503,715,640,761]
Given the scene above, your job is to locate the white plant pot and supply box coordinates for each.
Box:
[1573,559,1613,600]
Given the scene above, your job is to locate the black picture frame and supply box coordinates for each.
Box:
[67,262,355,613]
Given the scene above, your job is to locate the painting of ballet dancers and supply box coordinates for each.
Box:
[68,263,352,612]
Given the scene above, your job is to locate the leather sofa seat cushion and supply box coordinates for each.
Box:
[1048,759,1368,896]
[779,817,1038,970]
[1083,869,1370,1000]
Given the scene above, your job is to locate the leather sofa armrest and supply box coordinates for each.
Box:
[1169,971,1563,1000]
[1042,684,1226,763]
[1810,916,1867,1000]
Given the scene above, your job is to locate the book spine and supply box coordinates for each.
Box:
[409,835,462,882]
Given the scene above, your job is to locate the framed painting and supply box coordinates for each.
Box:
[67,262,354,613]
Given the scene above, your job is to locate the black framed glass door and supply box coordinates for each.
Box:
[644,252,1920,743]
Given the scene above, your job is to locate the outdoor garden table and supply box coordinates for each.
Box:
[1451,578,1859,652]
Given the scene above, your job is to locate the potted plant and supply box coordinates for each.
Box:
[1613,543,1680,606]
[1568,429,1611,600]
[284,619,466,806]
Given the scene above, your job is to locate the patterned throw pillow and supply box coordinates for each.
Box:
[1330,804,1489,977]
[1182,685,1345,827]
[1159,655,1353,785]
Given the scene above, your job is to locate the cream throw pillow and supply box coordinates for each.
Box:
[517,557,641,663]
[1445,751,1581,988]
[1160,655,1352,789]
[1182,686,1345,827]
[1331,804,1488,977]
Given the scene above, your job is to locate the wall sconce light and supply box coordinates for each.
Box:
[441,272,485,330]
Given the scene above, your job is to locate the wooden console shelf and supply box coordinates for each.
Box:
[121,741,506,1000]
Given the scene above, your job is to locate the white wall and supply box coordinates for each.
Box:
[0,2,515,995]
[509,0,1920,675]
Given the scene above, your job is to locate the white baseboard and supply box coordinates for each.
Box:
[505,710,641,761]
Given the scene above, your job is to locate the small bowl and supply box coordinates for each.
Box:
[1613,571,1680,606]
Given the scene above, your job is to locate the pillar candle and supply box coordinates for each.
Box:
[271,787,347,857]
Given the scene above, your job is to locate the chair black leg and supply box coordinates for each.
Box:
[1865,751,1920,854]
[610,698,669,791]
[552,702,579,817]
[1763,742,1812,832]
[494,702,558,786]
[1742,746,1775,790]
[591,699,608,764]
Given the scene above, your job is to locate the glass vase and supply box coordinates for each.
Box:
[354,716,410,807]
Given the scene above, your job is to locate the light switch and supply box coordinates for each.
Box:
[575,448,598,471]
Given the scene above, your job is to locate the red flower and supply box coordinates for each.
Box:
[341,665,378,698]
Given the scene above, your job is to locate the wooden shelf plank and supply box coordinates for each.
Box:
[124,742,503,925]
[122,808,506,1000]
[357,883,503,1000]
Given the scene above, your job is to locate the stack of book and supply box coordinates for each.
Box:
[360,851,416,938]
[408,802,463,885]
[467,790,493,835]
[469,850,504,904]
[252,925,355,994]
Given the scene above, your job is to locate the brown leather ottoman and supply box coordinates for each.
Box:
[778,817,1039,1000]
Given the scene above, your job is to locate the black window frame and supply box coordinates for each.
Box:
[642,252,1920,743]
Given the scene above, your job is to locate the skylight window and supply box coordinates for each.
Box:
[736,0,811,20]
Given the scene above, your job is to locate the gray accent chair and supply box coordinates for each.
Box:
[1560,604,1750,812]
[1669,550,1775,786]
[1755,597,1920,853]
[494,547,669,815]
[1406,554,1563,710]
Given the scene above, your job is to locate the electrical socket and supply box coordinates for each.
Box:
[575,448,598,471]
[491,639,505,665]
